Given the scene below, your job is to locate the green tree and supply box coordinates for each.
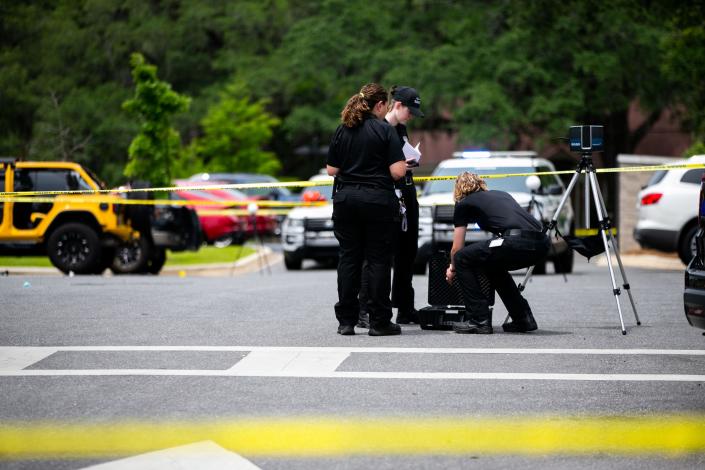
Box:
[184,82,281,175]
[662,0,705,153]
[122,53,190,187]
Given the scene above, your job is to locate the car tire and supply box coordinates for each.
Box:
[145,247,167,274]
[553,248,574,274]
[47,223,102,275]
[110,236,150,274]
[679,225,698,265]
[284,252,302,270]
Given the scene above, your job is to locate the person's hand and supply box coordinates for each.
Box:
[445,266,455,284]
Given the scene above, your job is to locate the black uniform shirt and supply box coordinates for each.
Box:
[327,115,404,190]
[453,190,542,234]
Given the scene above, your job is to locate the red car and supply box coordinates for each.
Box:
[173,181,277,246]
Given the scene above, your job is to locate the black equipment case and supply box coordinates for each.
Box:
[418,251,495,330]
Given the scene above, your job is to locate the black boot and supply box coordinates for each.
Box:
[452,321,493,334]
[453,309,492,334]
[502,312,538,333]
[369,322,402,336]
[396,308,419,324]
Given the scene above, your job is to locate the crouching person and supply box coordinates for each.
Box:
[445,172,550,334]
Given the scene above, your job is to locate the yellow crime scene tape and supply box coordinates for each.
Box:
[1,161,703,199]
[1,415,704,459]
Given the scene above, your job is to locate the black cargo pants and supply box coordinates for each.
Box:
[453,232,550,325]
[333,186,398,328]
[391,179,419,312]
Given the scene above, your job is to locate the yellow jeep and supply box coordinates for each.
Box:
[0,158,139,274]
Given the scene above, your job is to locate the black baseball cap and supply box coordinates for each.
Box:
[392,86,424,118]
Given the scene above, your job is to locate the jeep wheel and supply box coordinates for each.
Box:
[145,247,167,274]
[47,223,101,274]
[110,237,149,274]
[284,252,302,270]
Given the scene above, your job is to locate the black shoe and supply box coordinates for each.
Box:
[502,313,538,333]
[368,323,402,336]
[337,325,355,335]
[357,313,370,329]
[452,321,493,334]
[396,309,419,324]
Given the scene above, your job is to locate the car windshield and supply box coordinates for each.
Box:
[423,166,544,195]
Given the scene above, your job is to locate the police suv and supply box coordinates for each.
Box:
[280,173,336,270]
[415,151,575,274]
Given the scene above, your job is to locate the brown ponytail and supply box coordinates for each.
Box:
[341,83,387,127]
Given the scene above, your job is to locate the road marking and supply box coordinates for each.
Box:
[1,369,704,381]
[1,346,704,381]
[228,350,350,374]
[80,441,261,469]
[0,347,56,370]
[2,416,704,459]
[1,346,705,355]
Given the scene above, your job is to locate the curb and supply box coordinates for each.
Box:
[594,253,684,271]
[0,246,282,277]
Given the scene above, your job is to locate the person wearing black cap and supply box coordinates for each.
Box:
[445,172,550,334]
[327,83,407,336]
[388,86,424,324]
[357,85,425,328]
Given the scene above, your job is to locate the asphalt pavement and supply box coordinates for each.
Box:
[1,251,704,469]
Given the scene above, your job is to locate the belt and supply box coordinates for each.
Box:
[503,229,545,240]
[337,183,390,190]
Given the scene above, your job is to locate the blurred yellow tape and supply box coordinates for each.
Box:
[1,162,703,198]
[1,415,704,459]
[0,196,326,208]
[574,228,618,237]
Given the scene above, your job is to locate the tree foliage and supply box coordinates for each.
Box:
[1,0,703,183]
[184,83,281,175]
[123,53,190,187]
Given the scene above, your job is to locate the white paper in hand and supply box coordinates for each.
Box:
[403,141,421,164]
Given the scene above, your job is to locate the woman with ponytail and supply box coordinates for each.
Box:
[326,83,407,337]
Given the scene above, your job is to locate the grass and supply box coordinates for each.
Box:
[0,244,256,267]
[165,244,255,265]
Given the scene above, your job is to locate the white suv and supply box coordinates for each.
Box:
[415,151,574,274]
[280,173,335,270]
[635,154,705,264]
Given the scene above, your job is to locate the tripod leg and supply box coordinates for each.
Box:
[594,179,640,325]
[518,167,584,293]
[588,171,627,335]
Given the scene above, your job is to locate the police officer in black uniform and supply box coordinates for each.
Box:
[387,86,424,324]
[357,86,425,327]
[445,172,550,334]
[327,83,407,336]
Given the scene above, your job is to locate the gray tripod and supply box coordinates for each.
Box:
[517,153,641,335]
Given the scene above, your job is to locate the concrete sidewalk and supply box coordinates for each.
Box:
[593,251,684,272]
